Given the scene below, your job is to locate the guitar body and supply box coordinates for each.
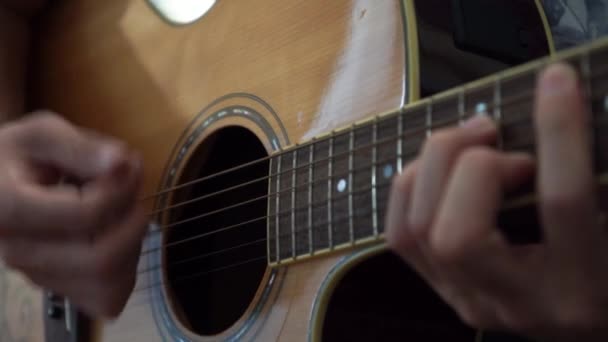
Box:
[0,0,552,341]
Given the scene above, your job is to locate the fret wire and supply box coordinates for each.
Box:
[397,110,403,174]
[494,76,503,149]
[307,142,314,255]
[327,134,334,250]
[371,118,379,237]
[275,155,282,264]
[290,149,297,259]
[348,128,355,244]
[426,99,433,138]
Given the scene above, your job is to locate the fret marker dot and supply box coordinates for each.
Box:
[337,179,347,193]
[383,164,394,179]
[475,102,488,115]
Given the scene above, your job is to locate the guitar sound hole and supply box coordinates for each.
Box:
[164,127,268,336]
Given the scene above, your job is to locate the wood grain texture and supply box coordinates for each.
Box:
[10,0,409,340]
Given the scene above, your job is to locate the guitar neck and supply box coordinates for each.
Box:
[267,36,608,267]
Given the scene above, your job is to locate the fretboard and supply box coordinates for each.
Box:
[267,37,608,266]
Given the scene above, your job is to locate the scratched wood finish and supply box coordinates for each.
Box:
[8,0,408,341]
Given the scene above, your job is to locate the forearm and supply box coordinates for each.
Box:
[0,1,47,122]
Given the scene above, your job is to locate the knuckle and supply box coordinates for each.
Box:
[20,111,67,135]
[429,227,463,263]
[423,131,456,156]
[8,111,70,147]
[409,220,429,240]
[28,110,64,125]
[428,216,471,263]
[458,147,498,172]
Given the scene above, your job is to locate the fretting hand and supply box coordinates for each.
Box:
[0,112,147,318]
[385,63,608,341]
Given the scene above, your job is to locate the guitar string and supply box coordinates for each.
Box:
[132,120,591,282]
[139,61,608,223]
[142,88,546,230]
[141,90,518,220]
[136,58,608,210]
[138,162,399,262]
[138,153,413,256]
[134,198,398,294]
[137,86,608,256]
[137,112,544,258]
[122,77,608,308]
[128,102,608,294]
[134,185,389,279]
[115,51,608,313]
[130,256,268,300]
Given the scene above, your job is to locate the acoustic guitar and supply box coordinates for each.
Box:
[3,0,603,341]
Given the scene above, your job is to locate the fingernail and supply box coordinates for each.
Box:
[462,114,494,131]
[540,64,576,96]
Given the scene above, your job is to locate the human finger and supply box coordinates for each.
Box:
[408,115,497,237]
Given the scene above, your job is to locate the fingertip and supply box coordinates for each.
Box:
[97,143,130,175]
[538,63,579,97]
[461,114,496,133]
[99,147,143,188]
[386,164,418,250]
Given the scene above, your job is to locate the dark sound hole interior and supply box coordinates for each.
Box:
[322,251,475,341]
[322,252,532,342]
[165,126,268,335]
